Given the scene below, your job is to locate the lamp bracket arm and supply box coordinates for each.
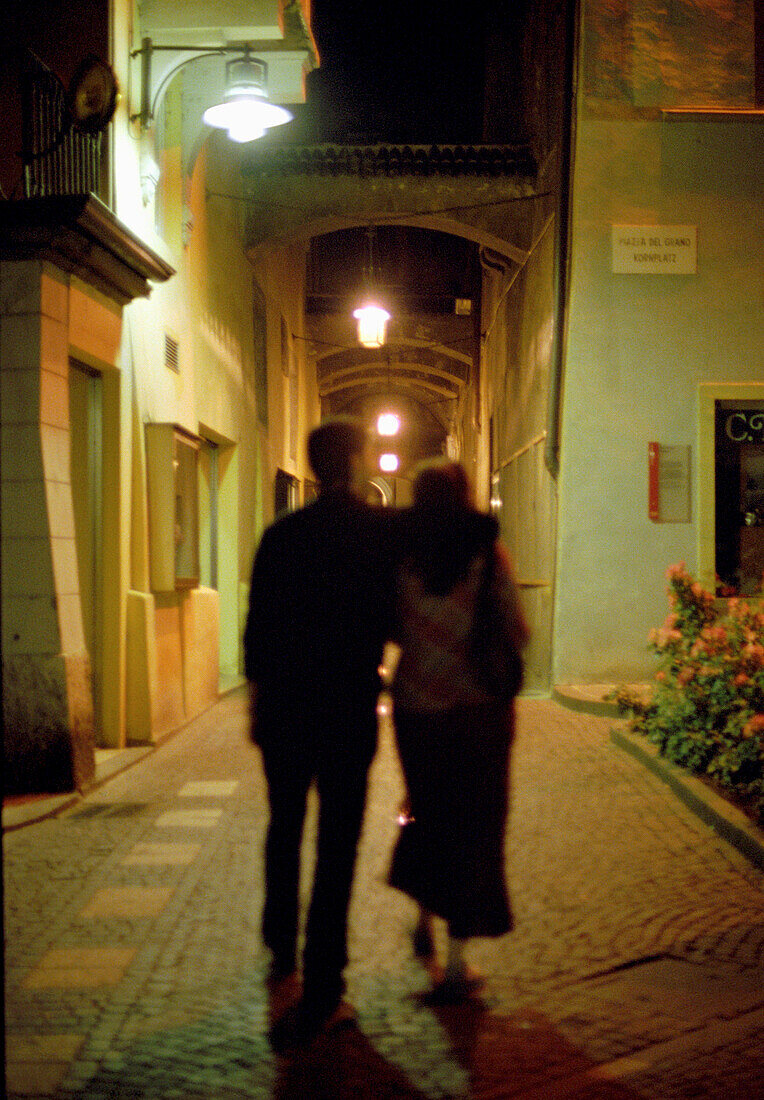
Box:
[130,37,296,129]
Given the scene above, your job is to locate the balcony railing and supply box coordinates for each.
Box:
[21,51,103,200]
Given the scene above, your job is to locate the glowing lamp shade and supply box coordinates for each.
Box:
[353,303,391,349]
[202,55,292,143]
[377,412,400,436]
[379,453,399,473]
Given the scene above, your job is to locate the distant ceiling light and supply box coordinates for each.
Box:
[202,54,292,143]
[353,303,391,349]
[377,412,400,436]
[379,453,399,473]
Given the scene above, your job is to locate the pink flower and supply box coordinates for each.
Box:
[655,671,666,682]
[653,626,682,649]
[701,625,728,648]
[734,673,750,687]
[678,667,694,686]
[742,714,764,739]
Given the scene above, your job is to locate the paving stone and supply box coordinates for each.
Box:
[4,690,763,1099]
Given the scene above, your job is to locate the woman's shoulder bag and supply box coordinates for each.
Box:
[468,546,524,701]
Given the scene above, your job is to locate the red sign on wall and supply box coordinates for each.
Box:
[648,442,661,521]
[648,443,691,524]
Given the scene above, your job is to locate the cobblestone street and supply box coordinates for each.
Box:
[4,689,764,1099]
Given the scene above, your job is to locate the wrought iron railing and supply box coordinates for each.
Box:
[21,51,103,199]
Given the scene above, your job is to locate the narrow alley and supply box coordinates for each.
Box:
[4,689,763,1099]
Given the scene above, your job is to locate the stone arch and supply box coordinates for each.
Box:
[240,144,543,461]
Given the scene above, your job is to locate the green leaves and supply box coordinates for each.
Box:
[615,564,764,825]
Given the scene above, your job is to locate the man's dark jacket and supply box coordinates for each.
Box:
[244,490,397,723]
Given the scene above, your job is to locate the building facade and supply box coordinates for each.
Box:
[2,1,318,793]
[2,1,761,795]
[553,0,764,684]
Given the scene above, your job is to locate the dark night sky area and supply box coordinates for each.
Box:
[305,0,496,143]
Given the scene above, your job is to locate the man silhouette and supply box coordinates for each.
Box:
[244,416,396,1049]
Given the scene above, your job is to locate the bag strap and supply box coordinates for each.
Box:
[474,544,496,621]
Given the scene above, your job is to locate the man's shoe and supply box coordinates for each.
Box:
[266,959,298,988]
[321,999,357,1031]
[266,969,302,1035]
[265,945,297,985]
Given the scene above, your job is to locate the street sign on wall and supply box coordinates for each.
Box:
[612,226,697,274]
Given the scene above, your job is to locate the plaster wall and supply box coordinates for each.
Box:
[554,115,764,684]
[482,220,558,693]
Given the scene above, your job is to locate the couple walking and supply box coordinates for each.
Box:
[243,416,528,1052]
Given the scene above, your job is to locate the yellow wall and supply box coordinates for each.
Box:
[107,0,318,743]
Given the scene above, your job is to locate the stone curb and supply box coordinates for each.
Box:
[1,748,154,832]
[551,686,620,717]
[552,683,652,718]
[610,726,764,873]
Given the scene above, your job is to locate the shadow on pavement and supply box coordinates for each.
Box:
[430,999,646,1099]
[273,1022,431,1099]
[59,993,647,1100]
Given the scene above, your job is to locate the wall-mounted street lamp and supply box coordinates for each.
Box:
[202,52,292,143]
[130,38,292,142]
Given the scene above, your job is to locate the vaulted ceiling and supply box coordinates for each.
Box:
[305,225,481,460]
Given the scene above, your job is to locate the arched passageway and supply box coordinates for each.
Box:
[241,142,558,692]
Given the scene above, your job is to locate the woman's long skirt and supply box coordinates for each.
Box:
[388,700,514,939]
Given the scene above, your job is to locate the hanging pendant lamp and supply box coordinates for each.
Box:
[353,226,391,348]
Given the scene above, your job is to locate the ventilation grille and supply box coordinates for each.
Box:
[165,334,180,373]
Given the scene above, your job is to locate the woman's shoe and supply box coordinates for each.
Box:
[412,922,435,959]
[423,968,484,1006]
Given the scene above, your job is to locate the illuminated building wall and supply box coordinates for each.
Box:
[553,0,763,683]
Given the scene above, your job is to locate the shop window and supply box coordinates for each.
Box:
[715,402,764,597]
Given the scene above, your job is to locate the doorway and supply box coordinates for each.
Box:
[68,359,103,741]
[199,438,219,590]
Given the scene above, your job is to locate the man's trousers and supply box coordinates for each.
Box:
[257,704,377,1013]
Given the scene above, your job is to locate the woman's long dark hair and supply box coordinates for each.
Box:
[405,460,498,596]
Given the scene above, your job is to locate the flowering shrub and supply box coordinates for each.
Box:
[611,563,764,825]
